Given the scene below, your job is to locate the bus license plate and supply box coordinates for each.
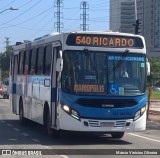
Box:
[100,122,114,127]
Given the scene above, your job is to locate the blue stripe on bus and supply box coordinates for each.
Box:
[52,88,57,102]
[13,83,16,94]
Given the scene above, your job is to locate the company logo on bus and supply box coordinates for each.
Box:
[66,34,144,48]
[102,104,114,108]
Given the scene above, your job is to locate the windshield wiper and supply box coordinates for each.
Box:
[113,49,129,72]
[84,49,99,82]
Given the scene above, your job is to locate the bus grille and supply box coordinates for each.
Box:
[88,120,127,127]
[76,99,137,108]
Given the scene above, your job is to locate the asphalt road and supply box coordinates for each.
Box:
[0,97,160,158]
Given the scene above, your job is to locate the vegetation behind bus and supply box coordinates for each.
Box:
[0,50,11,80]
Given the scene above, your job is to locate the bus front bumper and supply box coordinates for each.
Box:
[58,109,146,132]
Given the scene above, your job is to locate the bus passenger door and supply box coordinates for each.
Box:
[11,54,19,114]
[51,45,61,128]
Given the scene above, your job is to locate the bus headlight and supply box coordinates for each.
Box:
[134,106,146,121]
[62,105,70,112]
[62,104,80,121]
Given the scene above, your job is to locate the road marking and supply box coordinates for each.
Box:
[128,133,160,143]
[60,155,70,158]
[9,138,17,141]
[32,138,40,142]
[22,133,29,137]
[7,123,12,127]
[14,128,20,132]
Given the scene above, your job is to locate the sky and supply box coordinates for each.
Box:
[0,0,109,53]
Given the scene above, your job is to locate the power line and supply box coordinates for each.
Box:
[4,37,10,52]
[17,0,34,9]
[0,0,42,26]
[0,6,54,30]
[0,0,16,11]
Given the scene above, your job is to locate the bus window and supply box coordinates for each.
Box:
[18,51,25,75]
[24,50,30,75]
[37,46,44,75]
[37,47,44,75]
[44,45,52,75]
[30,48,36,75]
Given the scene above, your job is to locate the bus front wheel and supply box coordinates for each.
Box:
[44,107,53,136]
[111,132,124,139]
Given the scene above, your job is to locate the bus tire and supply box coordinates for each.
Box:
[19,99,27,126]
[3,94,5,99]
[111,132,124,139]
[43,105,53,136]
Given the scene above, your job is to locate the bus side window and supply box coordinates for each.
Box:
[37,46,44,75]
[44,45,52,75]
[24,50,30,75]
[29,48,36,75]
[18,51,25,75]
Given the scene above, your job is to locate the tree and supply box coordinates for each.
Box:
[147,58,160,86]
[0,49,11,80]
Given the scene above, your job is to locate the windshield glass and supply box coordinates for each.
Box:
[61,50,146,96]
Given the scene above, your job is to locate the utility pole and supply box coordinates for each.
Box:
[134,0,137,21]
[5,37,10,52]
[134,0,141,34]
[54,0,63,33]
[80,1,89,31]
[0,7,18,85]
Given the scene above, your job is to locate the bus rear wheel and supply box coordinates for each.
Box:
[111,132,124,139]
[19,99,27,126]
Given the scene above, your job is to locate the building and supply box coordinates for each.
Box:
[110,0,136,34]
[110,0,160,57]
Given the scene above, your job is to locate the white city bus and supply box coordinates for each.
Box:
[9,31,150,138]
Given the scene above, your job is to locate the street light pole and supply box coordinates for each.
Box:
[134,0,137,21]
[0,7,18,85]
[0,7,18,14]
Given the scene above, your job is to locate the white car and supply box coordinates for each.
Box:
[152,86,160,91]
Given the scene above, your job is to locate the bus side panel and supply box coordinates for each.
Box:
[10,55,19,114]
[27,76,51,125]
[30,76,43,123]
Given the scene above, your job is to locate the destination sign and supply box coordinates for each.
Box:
[66,34,144,48]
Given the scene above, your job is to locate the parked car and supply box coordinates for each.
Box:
[0,85,3,95]
[2,78,9,99]
[152,86,160,91]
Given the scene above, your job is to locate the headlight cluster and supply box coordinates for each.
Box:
[134,106,146,121]
[62,105,80,121]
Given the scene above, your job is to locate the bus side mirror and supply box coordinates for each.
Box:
[146,59,150,76]
[56,50,63,72]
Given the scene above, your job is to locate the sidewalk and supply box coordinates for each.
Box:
[147,100,160,122]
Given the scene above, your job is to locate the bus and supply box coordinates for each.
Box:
[9,31,150,138]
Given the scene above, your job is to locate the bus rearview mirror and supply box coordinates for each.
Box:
[56,58,63,72]
[146,59,150,76]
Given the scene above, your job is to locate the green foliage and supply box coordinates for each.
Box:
[148,58,160,86]
[0,51,11,80]
[150,90,160,100]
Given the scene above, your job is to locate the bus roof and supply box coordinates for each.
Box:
[12,31,144,51]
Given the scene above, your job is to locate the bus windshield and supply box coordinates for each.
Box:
[62,50,146,96]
